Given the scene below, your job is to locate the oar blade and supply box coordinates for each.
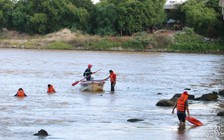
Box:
[72,81,79,86]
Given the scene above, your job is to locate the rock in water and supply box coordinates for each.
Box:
[34,129,48,136]
[217,112,224,116]
[219,89,224,96]
[199,93,219,101]
[156,99,175,106]
[170,94,195,102]
[127,118,144,122]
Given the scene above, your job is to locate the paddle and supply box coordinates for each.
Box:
[72,69,101,86]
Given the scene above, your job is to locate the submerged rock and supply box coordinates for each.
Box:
[197,92,219,101]
[127,118,144,122]
[156,99,175,107]
[219,104,224,108]
[218,89,224,96]
[217,111,224,116]
[34,129,48,136]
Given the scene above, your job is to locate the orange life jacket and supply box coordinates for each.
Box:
[17,90,25,97]
[110,72,116,83]
[177,97,186,112]
[47,85,55,93]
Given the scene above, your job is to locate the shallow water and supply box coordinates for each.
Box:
[0,49,224,140]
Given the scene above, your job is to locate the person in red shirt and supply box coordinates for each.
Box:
[108,70,116,91]
[14,88,27,97]
[47,84,56,93]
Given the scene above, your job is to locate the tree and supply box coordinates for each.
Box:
[182,0,221,37]
[8,0,91,34]
[0,0,14,30]
[94,3,118,35]
[94,0,166,36]
[143,0,166,32]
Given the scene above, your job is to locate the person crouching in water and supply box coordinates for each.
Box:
[172,91,190,128]
[47,84,56,93]
[14,88,27,97]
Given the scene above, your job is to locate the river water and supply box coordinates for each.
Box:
[0,49,223,140]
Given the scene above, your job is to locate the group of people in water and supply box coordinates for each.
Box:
[14,84,56,97]
[13,64,191,128]
[14,64,117,97]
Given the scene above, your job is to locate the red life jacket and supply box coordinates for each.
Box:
[17,90,25,97]
[177,97,186,112]
[47,85,55,93]
[110,72,116,82]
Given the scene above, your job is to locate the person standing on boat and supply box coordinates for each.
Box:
[172,91,190,128]
[83,64,95,81]
[105,70,117,91]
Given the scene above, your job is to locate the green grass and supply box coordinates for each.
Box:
[45,41,73,50]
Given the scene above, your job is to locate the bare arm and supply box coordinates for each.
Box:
[186,106,190,116]
[172,103,177,114]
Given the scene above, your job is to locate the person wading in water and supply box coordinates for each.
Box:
[172,91,190,128]
[105,70,117,92]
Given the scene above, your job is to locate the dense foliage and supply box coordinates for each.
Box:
[0,0,224,38]
[0,0,166,35]
[168,0,224,38]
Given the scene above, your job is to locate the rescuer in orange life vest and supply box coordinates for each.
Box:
[172,91,190,127]
[14,88,27,97]
[105,70,117,92]
[47,84,56,93]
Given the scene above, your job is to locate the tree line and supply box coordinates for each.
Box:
[0,0,223,37]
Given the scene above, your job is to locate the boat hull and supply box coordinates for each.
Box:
[79,80,105,92]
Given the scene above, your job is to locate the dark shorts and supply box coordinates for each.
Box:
[177,111,186,122]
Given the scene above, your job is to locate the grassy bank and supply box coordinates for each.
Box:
[0,28,224,54]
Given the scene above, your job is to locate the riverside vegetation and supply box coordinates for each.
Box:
[1,27,224,54]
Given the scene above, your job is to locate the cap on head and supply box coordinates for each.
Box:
[109,70,113,73]
[88,64,92,68]
[183,91,188,95]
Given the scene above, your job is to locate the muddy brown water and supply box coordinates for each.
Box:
[0,49,224,140]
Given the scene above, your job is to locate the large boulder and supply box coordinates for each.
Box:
[218,89,224,96]
[170,94,195,102]
[217,111,224,116]
[197,92,219,101]
[34,129,48,136]
[156,99,175,107]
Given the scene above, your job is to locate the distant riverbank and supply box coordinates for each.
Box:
[1,28,224,54]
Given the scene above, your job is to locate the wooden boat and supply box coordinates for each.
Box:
[79,80,105,92]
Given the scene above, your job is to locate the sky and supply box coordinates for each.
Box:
[92,0,100,4]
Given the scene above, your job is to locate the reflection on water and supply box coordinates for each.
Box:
[0,49,223,140]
